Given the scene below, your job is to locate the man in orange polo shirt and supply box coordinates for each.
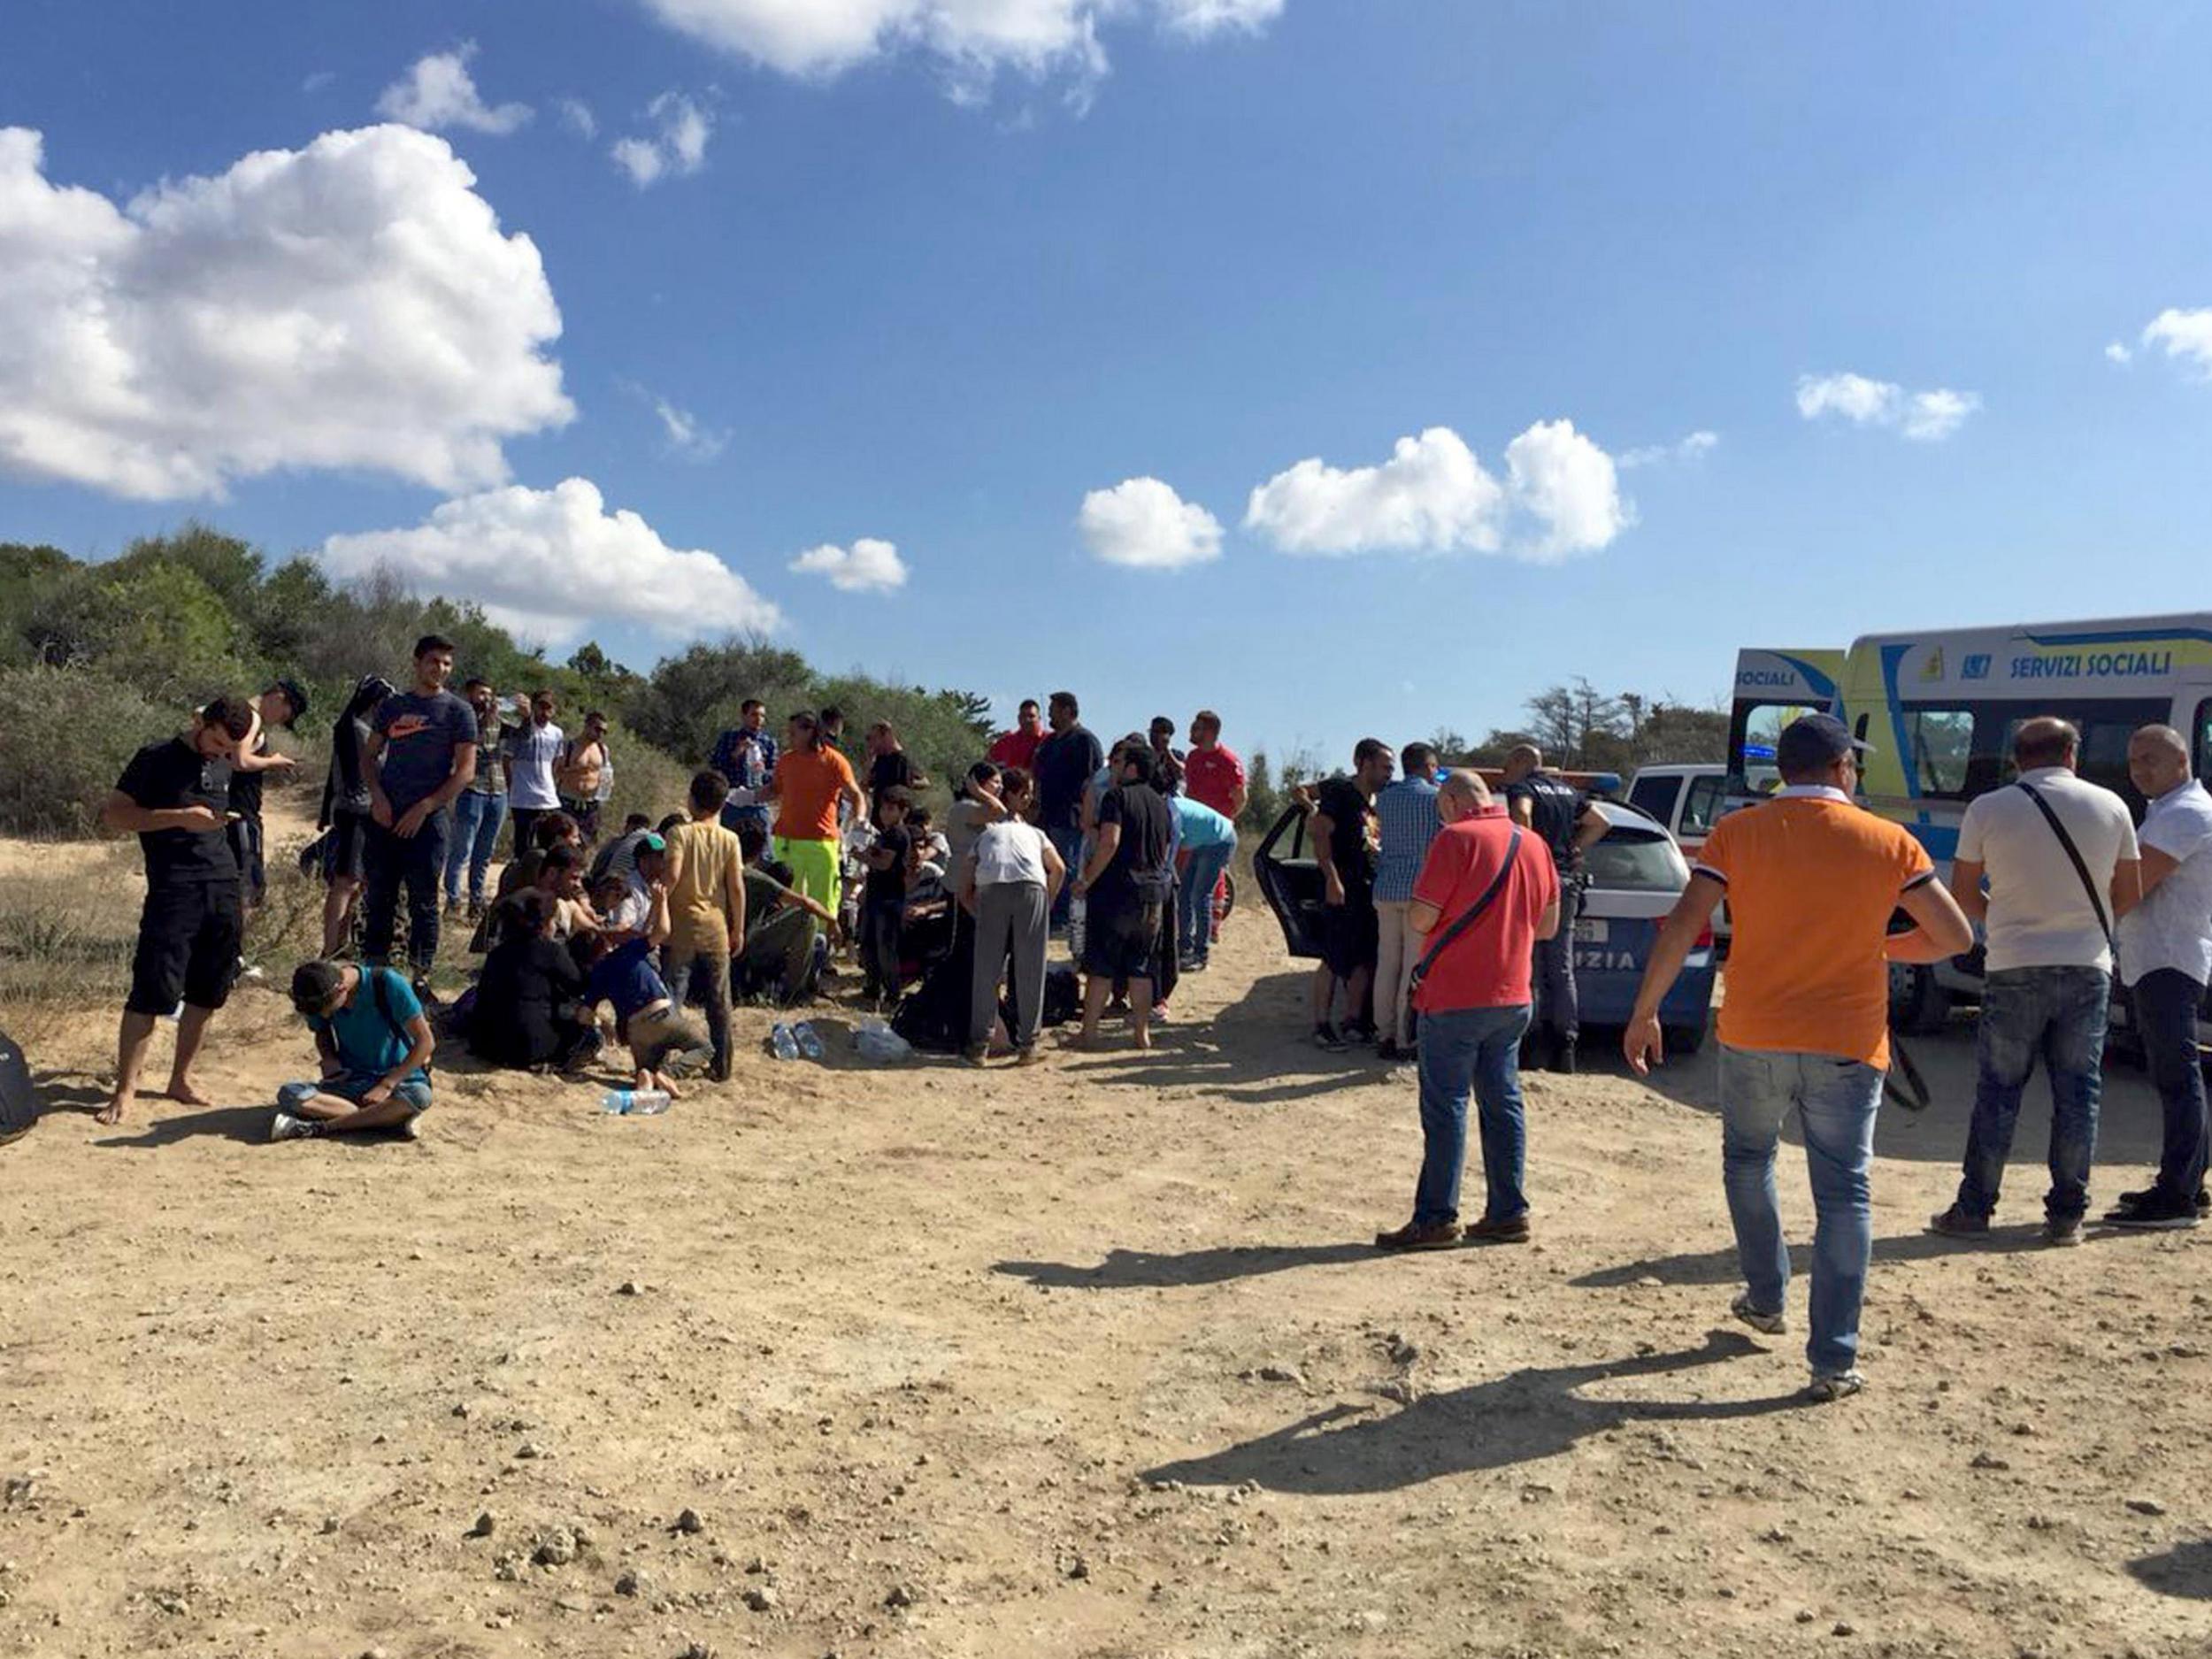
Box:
[1626,715,1971,1402]
[766,710,864,918]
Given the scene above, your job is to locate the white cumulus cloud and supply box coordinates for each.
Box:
[1795,371,1980,442]
[321,478,780,643]
[611,92,713,187]
[1245,423,1628,563]
[634,0,1281,95]
[2105,341,2133,366]
[375,43,533,134]
[1079,476,1224,570]
[789,538,910,593]
[2140,308,2212,377]
[0,125,572,501]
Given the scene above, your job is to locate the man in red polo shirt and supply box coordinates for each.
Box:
[1183,710,1247,821]
[988,699,1046,774]
[1376,770,1560,1252]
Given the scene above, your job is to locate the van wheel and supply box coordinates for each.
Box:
[1891,964,1951,1035]
[1664,1023,1706,1056]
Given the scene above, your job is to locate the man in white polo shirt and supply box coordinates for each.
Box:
[1931,717,2140,1246]
[2104,724,2212,1230]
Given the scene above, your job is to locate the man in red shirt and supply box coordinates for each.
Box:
[1182,710,1247,822]
[988,699,1046,774]
[1376,770,1561,1251]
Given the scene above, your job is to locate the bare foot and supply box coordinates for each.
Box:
[1132,1033,1154,1052]
[96,1093,128,1126]
[165,1078,215,1108]
[657,1074,684,1102]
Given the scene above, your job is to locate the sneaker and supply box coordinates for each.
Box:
[1374,1219,1462,1251]
[1549,1041,1578,1076]
[397,1113,422,1142]
[1014,1045,1044,1068]
[1805,1370,1865,1402]
[1375,1039,1402,1063]
[963,1044,990,1068]
[1463,1214,1531,1245]
[2042,1214,2085,1247]
[1313,1023,1348,1053]
[1342,1020,1379,1047]
[2103,1191,2201,1230]
[268,1111,319,1142]
[1730,1292,1786,1335]
[2111,1185,2211,1217]
[1927,1205,1990,1239]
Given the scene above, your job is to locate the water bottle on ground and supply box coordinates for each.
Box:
[770,1023,800,1061]
[792,1020,824,1061]
[602,1087,671,1116]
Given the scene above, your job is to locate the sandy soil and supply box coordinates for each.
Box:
[4,816,2211,1659]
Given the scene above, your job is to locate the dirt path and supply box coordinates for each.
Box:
[4,865,2210,1658]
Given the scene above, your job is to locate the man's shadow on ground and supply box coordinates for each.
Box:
[2130,1538,2212,1601]
[995,1241,1379,1289]
[1571,1227,2047,1287]
[1142,1329,1801,1495]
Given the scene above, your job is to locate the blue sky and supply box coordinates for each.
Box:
[4,1,2209,768]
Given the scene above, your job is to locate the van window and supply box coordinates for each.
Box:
[1585,828,1688,893]
[1680,774,1726,837]
[1901,706,1975,797]
[1628,775,1680,822]
[1730,701,1823,795]
[1994,698,2169,815]
[2197,699,2212,784]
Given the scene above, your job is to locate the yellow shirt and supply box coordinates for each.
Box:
[665,818,741,954]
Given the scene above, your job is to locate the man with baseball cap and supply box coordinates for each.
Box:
[270,958,435,1141]
[1627,714,1972,1402]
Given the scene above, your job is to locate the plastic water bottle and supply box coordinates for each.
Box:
[602,1087,671,1116]
[1069,895,1087,959]
[792,1020,824,1061]
[770,1023,800,1061]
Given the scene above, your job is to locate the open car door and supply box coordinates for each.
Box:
[1254,805,1325,960]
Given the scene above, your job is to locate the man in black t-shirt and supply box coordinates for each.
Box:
[1072,745,1173,1051]
[1500,744,1611,1072]
[865,722,928,825]
[1310,738,1395,1050]
[98,695,257,1125]
[1033,690,1104,929]
[224,678,308,917]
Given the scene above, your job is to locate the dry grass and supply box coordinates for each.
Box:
[0,847,140,1054]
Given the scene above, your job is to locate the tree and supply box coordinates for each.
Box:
[1240,749,1281,830]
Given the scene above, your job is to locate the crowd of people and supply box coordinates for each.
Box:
[88,641,2212,1404]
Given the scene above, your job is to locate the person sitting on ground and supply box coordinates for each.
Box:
[593,834,666,939]
[589,814,656,886]
[1071,743,1173,1051]
[522,843,596,942]
[860,787,915,1008]
[907,803,951,871]
[902,834,956,969]
[472,810,580,952]
[469,892,599,1073]
[579,881,711,1098]
[733,823,834,1003]
[271,959,436,1141]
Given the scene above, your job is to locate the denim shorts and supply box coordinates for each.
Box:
[279,1074,433,1118]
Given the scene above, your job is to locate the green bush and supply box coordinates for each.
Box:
[602,718,695,830]
[0,667,172,834]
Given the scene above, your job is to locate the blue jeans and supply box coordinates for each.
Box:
[445,791,506,907]
[1413,1003,1533,1226]
[2130,968,2208,1204]
[1178,843,1233,963]
[1720,1045,1882,1377]
[1954,966,2110,1222]
[1047,826,1084,926]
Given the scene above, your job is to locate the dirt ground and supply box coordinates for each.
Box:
[4,816,2211,1659]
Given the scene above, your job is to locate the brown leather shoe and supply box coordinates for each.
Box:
[1374,1219,1462,1251]
[1463,1214,1531,1245]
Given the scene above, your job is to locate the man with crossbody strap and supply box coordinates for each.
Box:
[1375,771,1560,1252]
[1932,718,2141,1246]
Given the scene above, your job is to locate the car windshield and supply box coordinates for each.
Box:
[1584,827,1687,893]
